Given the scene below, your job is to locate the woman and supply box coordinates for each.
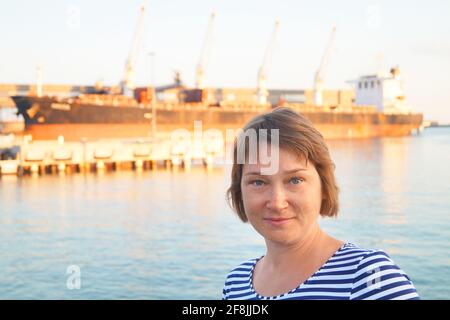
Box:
[223,107,419,300]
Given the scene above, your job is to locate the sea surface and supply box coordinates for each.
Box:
[0,127,449,299]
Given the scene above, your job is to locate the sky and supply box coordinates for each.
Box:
[1,0,450,122]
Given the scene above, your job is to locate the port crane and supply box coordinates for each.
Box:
[120,4,146,96]
[257,20,280,105]
[196,12,216,89]
[313,26,336,106]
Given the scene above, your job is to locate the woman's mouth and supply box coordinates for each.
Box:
[264,217,294,226]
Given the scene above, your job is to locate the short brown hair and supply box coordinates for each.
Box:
[226,107,339,222]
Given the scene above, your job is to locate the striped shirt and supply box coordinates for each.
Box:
[222,243,420,300]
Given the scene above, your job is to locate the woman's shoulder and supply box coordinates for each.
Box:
[339,242,403,271]
[326,242,390,266]
[341,243,420,300]
[337,242,413,282]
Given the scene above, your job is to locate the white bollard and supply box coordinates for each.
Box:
[30,164,40,174]
[96,161,105,171]
[57,163,66,173]
[135,159,143,170]
[205,154,214,170]
[171,156,182,167]
[183,155,191,171]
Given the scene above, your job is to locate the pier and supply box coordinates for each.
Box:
[0,133,225,177]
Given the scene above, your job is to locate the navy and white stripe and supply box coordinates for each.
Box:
[222,243,420,300]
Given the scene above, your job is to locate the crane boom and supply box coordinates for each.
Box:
[257,20,280,105]
[314,26,336,106]
[196,12,216,89]
[121,4,146,96]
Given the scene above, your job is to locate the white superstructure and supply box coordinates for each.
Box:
[353,66,411,114]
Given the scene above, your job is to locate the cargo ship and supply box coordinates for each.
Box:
[10,67,423,141]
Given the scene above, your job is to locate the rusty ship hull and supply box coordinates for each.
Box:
[11,96,423,141]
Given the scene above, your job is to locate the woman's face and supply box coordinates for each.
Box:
[241,148,323,246]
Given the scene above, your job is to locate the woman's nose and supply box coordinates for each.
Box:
[266,186,288,211]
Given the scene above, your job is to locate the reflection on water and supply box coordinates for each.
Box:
[380,138,408,225]
[1,128,449,299]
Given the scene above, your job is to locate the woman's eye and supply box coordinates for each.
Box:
[251,180,265,187]
[290,177,303,185]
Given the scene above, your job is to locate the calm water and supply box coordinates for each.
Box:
[0,127,449,299]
